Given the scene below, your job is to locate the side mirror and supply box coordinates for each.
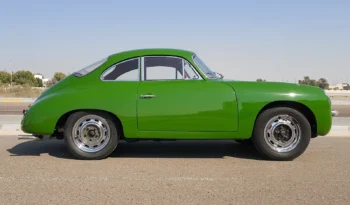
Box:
[214,72,224,79]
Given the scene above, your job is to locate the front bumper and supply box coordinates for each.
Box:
[331,110,339,117]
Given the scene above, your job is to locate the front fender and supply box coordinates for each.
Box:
[224,81,332,138]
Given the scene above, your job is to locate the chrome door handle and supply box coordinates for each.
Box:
[140,94,155,99]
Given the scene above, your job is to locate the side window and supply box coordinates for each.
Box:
[101,58,139,81]
[143,56,200,81]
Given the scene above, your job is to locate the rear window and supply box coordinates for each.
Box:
[74,57,108,77]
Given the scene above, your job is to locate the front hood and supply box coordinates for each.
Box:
[222,80,325,96]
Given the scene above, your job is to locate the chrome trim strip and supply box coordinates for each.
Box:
[141,56,145,81]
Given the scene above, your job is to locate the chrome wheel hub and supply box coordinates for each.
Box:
[264,115,301,152]
[72,115,111,152]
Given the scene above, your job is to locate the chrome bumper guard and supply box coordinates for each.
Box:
[331,110,339,117]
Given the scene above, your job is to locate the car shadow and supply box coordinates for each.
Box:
[7,139,264,160]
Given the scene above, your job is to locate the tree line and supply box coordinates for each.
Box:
[0,70,333,90]
[256,76,330,89]
[0,70,67,87]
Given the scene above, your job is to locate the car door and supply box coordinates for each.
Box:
[99,57,141,137]
[137,55,238,132]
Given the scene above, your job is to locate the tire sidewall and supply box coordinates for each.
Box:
[64,111,119,160]
[252,107,311,160]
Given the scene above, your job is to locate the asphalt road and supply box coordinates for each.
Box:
[1,136,349,204]
[333,105,350,117]
[0,102,29,115]
[0,102,349,117]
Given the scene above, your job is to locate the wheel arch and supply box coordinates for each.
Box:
[255,101,317,138]
[55,109,125,139]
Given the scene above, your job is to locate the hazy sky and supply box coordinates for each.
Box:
[1,0,349,84]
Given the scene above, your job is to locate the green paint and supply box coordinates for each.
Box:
[21,48,332,139]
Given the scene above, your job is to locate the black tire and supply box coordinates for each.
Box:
[251,107,311,161]
[64,111,120,160]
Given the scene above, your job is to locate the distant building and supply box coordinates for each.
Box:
[33,74,50,87]
[34,74,43,80]
[329,83,350,90]
[42,78,50,87]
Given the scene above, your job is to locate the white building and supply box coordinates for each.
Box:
[42,78,50,87]
[33,74,50,87]
[329,83,350,90]
[34,74,43,80]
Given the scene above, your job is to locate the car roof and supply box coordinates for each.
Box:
[108,48,195,59]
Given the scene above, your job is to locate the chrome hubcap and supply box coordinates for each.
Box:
[264,115,301,152]
[72,115,111,152]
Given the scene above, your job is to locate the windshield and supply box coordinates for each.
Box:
[192,54,218,79]
[74,57,108,77]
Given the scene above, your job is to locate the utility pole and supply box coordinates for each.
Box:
[9,60,13,88]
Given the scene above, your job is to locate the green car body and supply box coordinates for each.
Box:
[20,48,334,160]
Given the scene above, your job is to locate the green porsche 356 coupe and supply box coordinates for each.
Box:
[20,48,337,160]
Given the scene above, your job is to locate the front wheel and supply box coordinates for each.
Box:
[251,107,311,161]
[64,111,120,160]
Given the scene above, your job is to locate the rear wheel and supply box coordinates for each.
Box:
[251,107,311,161]
[64,111,120,160]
